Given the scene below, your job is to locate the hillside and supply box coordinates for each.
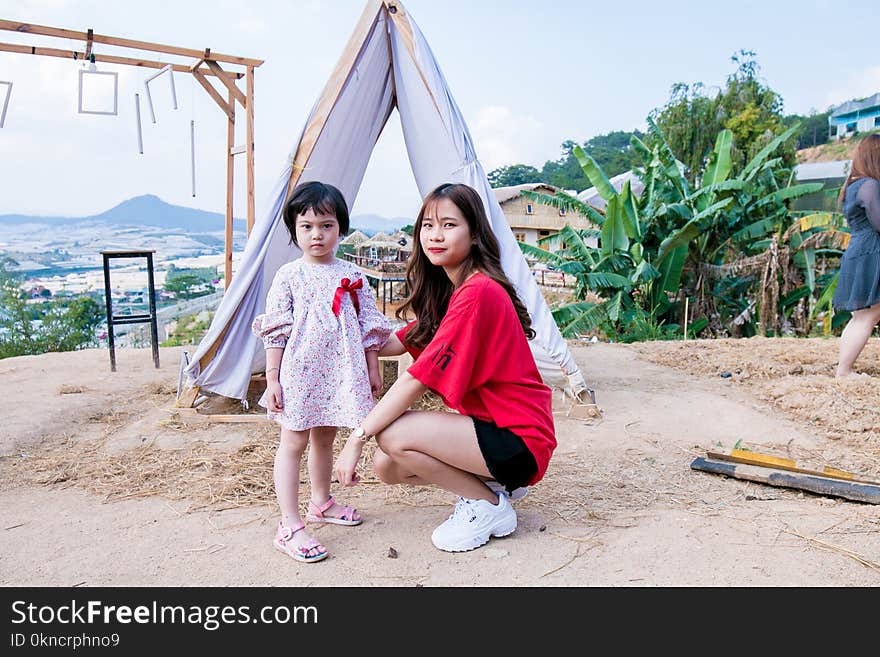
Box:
[797,130,879,164]
[0,194,405,236]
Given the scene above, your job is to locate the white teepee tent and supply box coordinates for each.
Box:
[183,0,592,403]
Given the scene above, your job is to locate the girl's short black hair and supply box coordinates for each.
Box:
[283,181,350,245]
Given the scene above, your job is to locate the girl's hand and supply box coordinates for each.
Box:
[266,382,284,413]
[334,440,362,487]
[368,364,383,399]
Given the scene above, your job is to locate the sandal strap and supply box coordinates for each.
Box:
[279,520,306,541]
[309,496,336,517]
[341,505,357,521]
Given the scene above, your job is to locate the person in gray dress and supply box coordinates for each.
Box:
[833,134,880,377]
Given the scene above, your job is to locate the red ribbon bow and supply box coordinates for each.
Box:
[332,277,362,316]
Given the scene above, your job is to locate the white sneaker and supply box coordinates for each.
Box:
[485,480,529,503]
[431,493,517,553]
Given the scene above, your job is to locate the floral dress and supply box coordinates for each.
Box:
[251,258,392,431]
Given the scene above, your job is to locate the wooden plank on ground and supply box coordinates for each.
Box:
[690,457,880,505]
[170,406,269,424]
[707,448,880,486]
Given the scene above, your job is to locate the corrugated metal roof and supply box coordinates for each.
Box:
[577,170,645,211]
[831,92,880,118]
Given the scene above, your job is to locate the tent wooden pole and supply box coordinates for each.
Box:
[0,41,242,78]
[246,65,255,235]
[225,88,235,290]
[0,19,263,67]
[286,0,384,194]
[383,0,442,118]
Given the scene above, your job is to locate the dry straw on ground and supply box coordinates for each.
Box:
[629,337,880,476]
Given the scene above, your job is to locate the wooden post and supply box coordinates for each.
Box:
[683,297,689,340]
[246,65,256,236]
[225,88,235,290]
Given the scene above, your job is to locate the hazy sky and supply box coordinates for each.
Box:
[1,0,878,220]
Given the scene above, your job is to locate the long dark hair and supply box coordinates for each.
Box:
[839,134,880,204]
[397,183,535,348]
[283,181,349,245]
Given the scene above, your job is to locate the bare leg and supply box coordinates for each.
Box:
[306,426,336,505]
[306,426,359,520]
[274,428,323,557]
[837,303,880,377]
[372,410,495,502]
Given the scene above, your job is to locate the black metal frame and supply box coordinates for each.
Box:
[100,249,160,371]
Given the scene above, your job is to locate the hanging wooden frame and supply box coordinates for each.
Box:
[77,66,118,116]
[0,80,11,128]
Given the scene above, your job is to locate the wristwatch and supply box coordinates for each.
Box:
[351,427,370,443]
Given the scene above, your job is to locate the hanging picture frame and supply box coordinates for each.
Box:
[78,67,118,116]
[0,81,12,128]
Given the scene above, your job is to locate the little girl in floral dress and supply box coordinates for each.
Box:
[252,181,391,563]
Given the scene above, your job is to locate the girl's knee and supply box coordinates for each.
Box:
[279,430,309,453]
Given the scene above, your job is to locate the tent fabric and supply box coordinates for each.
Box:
[184,0,589,402]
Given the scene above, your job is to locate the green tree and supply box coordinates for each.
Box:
[40,296,103,352]
[783,109,832,149]
[487,164,543,188]
[653,50,793,183]
[164,269,213,299]
[0,259,104,358]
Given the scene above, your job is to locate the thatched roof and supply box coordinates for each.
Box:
[340,229,369,246]
[358,231,413,252]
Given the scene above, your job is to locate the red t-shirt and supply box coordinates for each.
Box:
[396,272,556,485]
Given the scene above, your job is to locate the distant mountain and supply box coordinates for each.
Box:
[350,214,411,236]
[0,195,410,236]
[0,194,246,233]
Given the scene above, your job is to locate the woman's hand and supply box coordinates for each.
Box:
[368,363,383,399]
[334,439,363,487]
[266,381,284,413]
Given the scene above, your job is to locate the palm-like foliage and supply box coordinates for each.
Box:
[520,117,843,339]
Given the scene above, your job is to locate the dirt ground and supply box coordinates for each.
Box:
[1,338,879,587]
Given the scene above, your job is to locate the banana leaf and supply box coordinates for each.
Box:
[521,189,606,227]
[687,317,709,338]
[573,146,616,202]
[701,129,733,190]
[553,301,608,337]
[585,272,632,289]
[741,123,800,180]
[601,196,629,256]
[756,182,824,208]
[517,242,567,267]
[653,245,687,309]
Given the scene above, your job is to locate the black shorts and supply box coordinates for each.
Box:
[473,417,537,492]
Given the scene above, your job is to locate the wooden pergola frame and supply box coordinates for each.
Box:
[0,19,264,287]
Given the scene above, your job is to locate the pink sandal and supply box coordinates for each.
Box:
[306,496,363,526]
[273,521,329,563]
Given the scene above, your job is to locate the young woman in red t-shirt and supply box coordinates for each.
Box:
[334,183,556,553]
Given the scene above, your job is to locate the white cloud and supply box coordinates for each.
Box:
[469,105,547,170]
[823,65,880,109]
